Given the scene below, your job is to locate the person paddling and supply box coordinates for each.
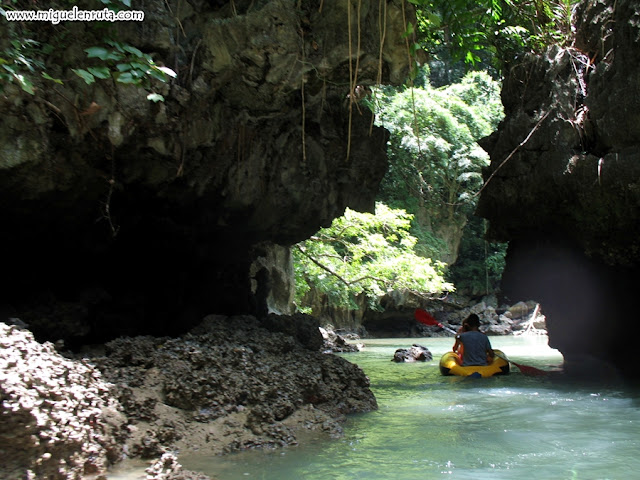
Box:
[453,319,470,360]
[452,314,494,366]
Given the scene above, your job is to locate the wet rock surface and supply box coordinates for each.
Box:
[93,314,377,454]
[320,326,363,353]
[392,345,432,363]
[0,315,377,479]
[144,452,214,480]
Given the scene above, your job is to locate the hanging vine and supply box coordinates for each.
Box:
[346,0,363,162]
[400,0,423,157]
[300,27,307,165]
[369,0,388,135]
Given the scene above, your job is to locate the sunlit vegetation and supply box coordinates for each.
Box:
[293,203,454,313]
[294,70,506,311]
[372,70,503,261]
[409,0,577,71]
[294,1,578,312]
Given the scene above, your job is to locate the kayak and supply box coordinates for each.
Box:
[439,349,510,377]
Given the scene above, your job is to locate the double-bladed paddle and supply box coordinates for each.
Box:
[413,308,549,376]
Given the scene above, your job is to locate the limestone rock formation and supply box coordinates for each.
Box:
[477,0,640,378]
[0,315,377,479]
[0,0,414,344]
[0,323,124,480]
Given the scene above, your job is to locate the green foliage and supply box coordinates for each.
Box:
[74,39,176,87]
[442,71,503,129]
[369,70,506,288]
[0,37,39,94]
[0,26,62,94]
[293,203,453,312]
[374,70,503,232]
[0,0,174,99]
[407,0,579,71]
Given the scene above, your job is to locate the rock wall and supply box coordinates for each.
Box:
[477,0,640,378]
[0,0,414,345]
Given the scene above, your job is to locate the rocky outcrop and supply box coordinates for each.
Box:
[0,323,124,480]
[0,0,414,344]
[0,316,377,479]
[320,326,362,353]
[477,0,640,378]
[92,314,377,455]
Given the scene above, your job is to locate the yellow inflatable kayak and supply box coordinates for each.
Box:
[439,349,510,377]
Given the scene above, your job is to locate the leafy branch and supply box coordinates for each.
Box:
[0,0,175,100]
[73,39,176,101]
[0,34,61,94]
[296,245,389,288]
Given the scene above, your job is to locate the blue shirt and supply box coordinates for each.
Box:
[458,331,492,366]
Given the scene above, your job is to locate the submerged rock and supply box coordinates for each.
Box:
[392,344,433,362]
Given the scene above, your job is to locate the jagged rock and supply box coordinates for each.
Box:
[476,0,640,378]
[320,327,362,353]
[146,452,212,480]
[0,314,378,478]
[92,314,377,456]
[261,312,324,351]
[484,323,512,336]
[508,302,531,319]
[0,323,126,480]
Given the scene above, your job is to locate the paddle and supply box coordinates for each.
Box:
[493,352,549,377]
[414,308,457,334]
[414,308,549,377]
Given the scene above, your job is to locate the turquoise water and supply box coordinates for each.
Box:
[115,336,640,480]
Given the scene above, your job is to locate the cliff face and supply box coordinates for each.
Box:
[477,0,640,377]
[0,0,413,345]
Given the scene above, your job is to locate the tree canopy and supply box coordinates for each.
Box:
[293,203,453,312]
[372,69,504,262]
[294,69,506,313]
[408,0,576,71]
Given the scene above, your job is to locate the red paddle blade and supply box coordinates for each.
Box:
[414,308,438,326]
[513,362,548,377]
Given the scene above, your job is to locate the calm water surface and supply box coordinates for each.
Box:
[112,336,640,480]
